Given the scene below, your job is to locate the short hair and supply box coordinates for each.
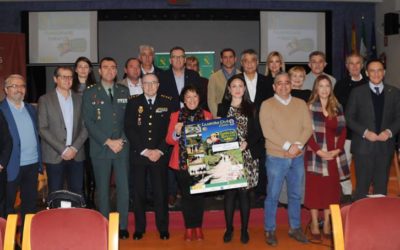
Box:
[139,44,155,55]
[53,66,73,77]
[124,57,140,68]
[179,84,201,103]
[273,72,290,85]
[220,48,236,58]
[142,72,159,83]
[5,74,25,87]
[264,51,286,76]
[309,51,326,61]
[365,58,385,70]
[100,57,117,68]
[169,46,185,56]
[345,53,364,65]
[288,66,306,78]
[240,49,258,62]
[186,56,199,64]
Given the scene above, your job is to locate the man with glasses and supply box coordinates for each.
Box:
[0,74,42,225]
[125,73,172,240]
[38,66,88,196]
[82,57,130,239]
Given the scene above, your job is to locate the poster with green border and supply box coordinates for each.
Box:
[154,51,215,79]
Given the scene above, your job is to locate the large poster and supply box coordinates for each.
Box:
[184,118,247,194]
[154,51,214,79]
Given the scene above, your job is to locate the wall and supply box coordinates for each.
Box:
[375,0,400,87]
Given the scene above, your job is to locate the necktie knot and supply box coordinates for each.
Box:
[374,87,380,95]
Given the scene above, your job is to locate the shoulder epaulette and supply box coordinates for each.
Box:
[129,94,140,99]
[160,94,172,100]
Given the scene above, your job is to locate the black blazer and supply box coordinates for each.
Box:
[140,65,164,78]
[158,68,203,111]
[0,111,12,168]
[217,102,265,159]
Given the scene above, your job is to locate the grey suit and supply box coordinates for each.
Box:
[346,83,400,199]
[38,90,88,195]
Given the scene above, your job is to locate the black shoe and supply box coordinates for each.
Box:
[288,228,308,243]
[160,231,170,240]
[240,229,249,244]
[133,231,144,240]
[265,230,278,246]
[119,229,129,240]
[223,229,233,243]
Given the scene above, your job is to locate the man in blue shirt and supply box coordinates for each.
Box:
[0,74,42,222]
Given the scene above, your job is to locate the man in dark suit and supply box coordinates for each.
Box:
[38,66,88,195]
[346,59,400,200]
[82,57,130,239]
[0,74,42,223]
[239,49,274,110]
[0,111,12,218]
[125,73,172,240]
[159,46,203,111]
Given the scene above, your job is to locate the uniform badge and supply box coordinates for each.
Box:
[156,107,168,113]
[138,106,144,114]
[97,108,101,120]
[137,117,142,126]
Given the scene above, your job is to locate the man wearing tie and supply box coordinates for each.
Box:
[346,59,400,200]
[124,73,172,240]
[82,57,130,239]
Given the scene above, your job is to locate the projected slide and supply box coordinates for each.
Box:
[260,11,326,63]
[29,11,98,64]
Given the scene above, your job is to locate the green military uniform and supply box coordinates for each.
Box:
[82,82,129,230]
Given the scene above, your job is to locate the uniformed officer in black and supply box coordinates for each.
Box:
[82,57,130,239]
[125,73,172,240]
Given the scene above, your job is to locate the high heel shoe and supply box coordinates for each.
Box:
[194,227,204,240]
[240,229,249,244]
[223,229,233,243]
[184,228,193,241]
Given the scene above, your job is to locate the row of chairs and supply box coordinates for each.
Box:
[1,208,119,250]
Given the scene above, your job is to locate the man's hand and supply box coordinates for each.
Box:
[147,149,162,162]
[62,147,77,160]
[364,130,379,142]
[0,164,3,172]
[377,130,390,142]
[105,139,124,154]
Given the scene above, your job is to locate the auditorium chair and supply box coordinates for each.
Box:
[330,197,400,250]
[1,214,18,250]
[22,208,118,250]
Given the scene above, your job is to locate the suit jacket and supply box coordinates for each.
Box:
[38,90,88,164]
[239,73,274,111]
[166,109,213,170]
[0,100,42,181]
[140,65,163,78]
[82,82,130,159]
[0,111,12,169]
[124,93,172,165]
[217,102,265,159]
[346,83,400,154]
[158,68,203,111]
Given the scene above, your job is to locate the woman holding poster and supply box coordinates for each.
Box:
[166,85,212,241]
[217,75,264,244]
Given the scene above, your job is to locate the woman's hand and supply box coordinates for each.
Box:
[174,122,183,136]
[239,141,248,151]
[316,149,334,160]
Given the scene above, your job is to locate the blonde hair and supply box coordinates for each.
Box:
[264,51,285,76]
[308,74,340,117]
[288,66,306,78]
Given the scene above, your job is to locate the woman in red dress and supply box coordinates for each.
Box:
[304,75,349,239]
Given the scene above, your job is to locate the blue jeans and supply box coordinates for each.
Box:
[264,154,304,231]
[46,160,84,195]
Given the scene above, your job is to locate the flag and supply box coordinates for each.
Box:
[351,21,357,53]
[370,22,377,59]
[360,19,368,59]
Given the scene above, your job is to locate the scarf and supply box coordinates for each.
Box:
[178,107,205,170]
[306,101,350,180]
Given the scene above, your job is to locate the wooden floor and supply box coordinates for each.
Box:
[120,161,400,250]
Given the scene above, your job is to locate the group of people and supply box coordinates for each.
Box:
[0,43,399,247]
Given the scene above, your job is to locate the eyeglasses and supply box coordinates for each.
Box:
[142,81,159,86]
[171,55,185,59]
[6,84,26,90]
[57,75,73,81]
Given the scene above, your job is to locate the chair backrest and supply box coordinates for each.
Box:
[1,214,18,250]
[344,197,400,250]
[22,208,119,250]
[0,217,5,250]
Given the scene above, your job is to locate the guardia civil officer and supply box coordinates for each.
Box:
[82,57,130,239]
[124,73,172,240]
